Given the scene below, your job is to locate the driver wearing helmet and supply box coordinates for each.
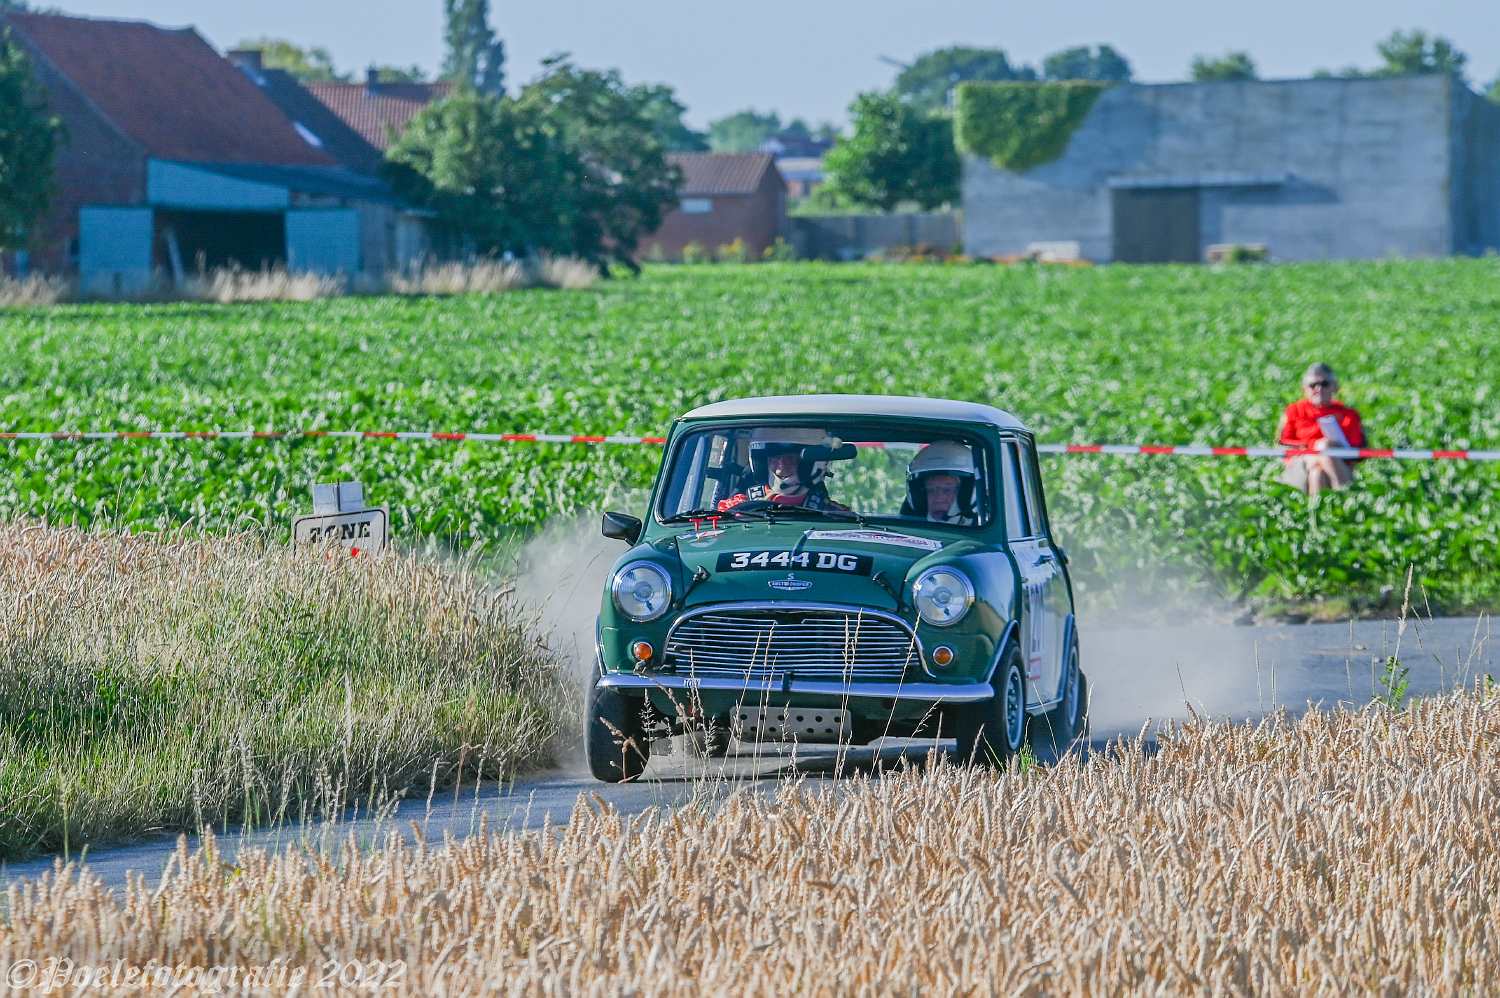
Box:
[718,427,849,512]
[903,440,978,526]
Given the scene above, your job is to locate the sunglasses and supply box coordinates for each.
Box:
[1305,380,1331,389]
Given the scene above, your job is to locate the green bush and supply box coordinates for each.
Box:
[762,237,797,262]
[716,237,750,263]
[954,81,1110,171]
[680,241,709,264]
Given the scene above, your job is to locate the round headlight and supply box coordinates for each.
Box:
[913,567,975,627]
[612,561,673,622]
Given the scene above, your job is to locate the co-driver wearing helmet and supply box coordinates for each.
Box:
[717,427,849,512]
[902,440,978,526]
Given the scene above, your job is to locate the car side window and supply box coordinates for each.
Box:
[999,439,1032,540]
[1018,440,1049,539]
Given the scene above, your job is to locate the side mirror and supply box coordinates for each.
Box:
[601,511,643,545]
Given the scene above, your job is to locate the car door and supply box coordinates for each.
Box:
[998,437,1062,707]
[1017,437,1068,705]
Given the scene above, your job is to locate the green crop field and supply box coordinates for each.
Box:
[2,260,1497,616]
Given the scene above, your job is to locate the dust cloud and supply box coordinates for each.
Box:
[1075,569,1284,740]
[507,502,647,768]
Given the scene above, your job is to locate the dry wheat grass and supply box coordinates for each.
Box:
[179,267,346,303]
[4,686,1497,994]
[0,273,70,307]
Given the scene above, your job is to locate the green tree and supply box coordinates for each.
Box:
[1190,51,1257,82]
[370,64,429,84]
[0,26,61,251]
[442,0,504,95]
[708,109,780,152]
[385,92,578,257]
[1488,76,1500,103]
[234,37,347,81]
[822,91,958,212]
[1374,29,1467,78]
[629,82,708,151]
[894,46,1035,113]
[1042,45,1132,82]
[517,59,681,269]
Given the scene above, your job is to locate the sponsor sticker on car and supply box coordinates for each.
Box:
[717,550,874,575]
[802,529,945,552]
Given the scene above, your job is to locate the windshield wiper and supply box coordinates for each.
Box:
[774,505,870,527]
[665,506,773,524]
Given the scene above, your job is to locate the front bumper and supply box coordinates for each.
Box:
[595,673,994,703]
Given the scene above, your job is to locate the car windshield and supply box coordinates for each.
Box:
[657,423,992,528]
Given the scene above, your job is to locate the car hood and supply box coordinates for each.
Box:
[668,521,967,611]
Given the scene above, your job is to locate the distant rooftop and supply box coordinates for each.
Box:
[5,11,333,166]
[669,153,782,196]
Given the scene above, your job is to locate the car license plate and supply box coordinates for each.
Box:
[717,550,873,575]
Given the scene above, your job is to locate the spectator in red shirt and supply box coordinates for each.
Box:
[1276,362,1365,497]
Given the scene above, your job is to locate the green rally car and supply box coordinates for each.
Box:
[587,395,1088,782]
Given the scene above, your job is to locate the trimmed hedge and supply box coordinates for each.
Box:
[954,81,1111,172]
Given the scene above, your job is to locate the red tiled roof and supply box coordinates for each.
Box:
[6,11,333,166]
[669,153,782,196]
[303,81,453,151]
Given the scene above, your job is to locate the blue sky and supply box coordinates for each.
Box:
[50,0,1500,127]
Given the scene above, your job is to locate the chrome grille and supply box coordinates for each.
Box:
[663,605,920,682]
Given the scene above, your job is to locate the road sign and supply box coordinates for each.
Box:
[293,481,388,556]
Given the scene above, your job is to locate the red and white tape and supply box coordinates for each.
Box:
[0,430,1496,461]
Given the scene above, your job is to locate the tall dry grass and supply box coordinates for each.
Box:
[1,257,599,307]
[4,687,1497,993]
[179,267,346,303]
[381,259,530,296]
[0,273,69,307]
[0,524,569,861]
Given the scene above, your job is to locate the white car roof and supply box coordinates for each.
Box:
[681,394,1029,431]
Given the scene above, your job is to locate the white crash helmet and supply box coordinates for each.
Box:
[904,440,978,519]
[749,427,841,494]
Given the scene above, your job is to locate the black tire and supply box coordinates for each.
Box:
[952,645,1028,767]
[585,677,651,783]
[684,717,731,758]
[1029,636,1089,758]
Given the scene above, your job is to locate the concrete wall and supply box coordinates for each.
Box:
[789,212,961,260]
[1451,83,1500,255]
[964,76,1463,262]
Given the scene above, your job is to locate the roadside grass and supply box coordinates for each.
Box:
[3,685,1497,993]
[0,524,570,862]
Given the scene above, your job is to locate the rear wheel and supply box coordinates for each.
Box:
[585,676,651,783]
[1029,636,1089,758]
[952,646,1028,767]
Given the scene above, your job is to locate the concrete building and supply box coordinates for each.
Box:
[963,75,1500,263]
[643,153,787,260]
[5,11,435,291]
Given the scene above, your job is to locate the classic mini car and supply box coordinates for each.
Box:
[587,395,1088,782]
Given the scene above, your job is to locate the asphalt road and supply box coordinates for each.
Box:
[4,613,1492,892]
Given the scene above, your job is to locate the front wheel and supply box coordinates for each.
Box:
[952,646,1028,767]
[585,677,651,783]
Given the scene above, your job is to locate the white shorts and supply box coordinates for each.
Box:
[1279,455,1354,492]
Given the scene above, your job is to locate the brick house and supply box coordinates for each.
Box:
[643,153,787,260]
[3,12,434,288]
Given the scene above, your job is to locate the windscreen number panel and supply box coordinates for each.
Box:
[717,550,874,575]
